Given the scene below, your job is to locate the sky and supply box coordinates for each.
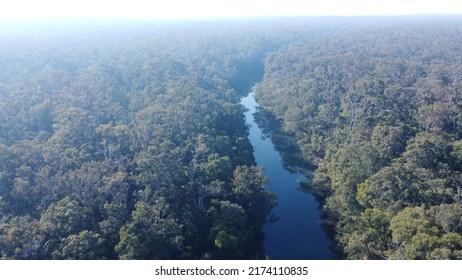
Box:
[0,0,462,20]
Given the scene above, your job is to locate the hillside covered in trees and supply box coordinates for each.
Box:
[0,16,461,259]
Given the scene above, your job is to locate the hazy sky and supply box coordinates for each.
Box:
[1,0,462,20]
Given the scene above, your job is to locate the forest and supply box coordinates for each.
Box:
[255,17,462,259]
[0,16,461,259]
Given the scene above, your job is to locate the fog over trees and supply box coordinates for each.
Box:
[0,16,461,259]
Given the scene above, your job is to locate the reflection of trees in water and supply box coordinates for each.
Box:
[252,106,313,174]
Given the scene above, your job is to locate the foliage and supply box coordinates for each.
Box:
[2,16,462,260]
[255,17,462,259]
[0,20,282,259]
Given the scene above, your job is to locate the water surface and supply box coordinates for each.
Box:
[241,91,332,260]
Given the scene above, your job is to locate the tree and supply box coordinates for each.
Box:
[39,196,94,257]
[39,196,92,238]
[403,132,451,170]
[0,216,44,259]
[51,230,107,260]
[116,197,183,259]
[232,166,275,226]
[207,200,247,258]
[371,125,408,160]
[389,207,440,259]
[341,208,391,259]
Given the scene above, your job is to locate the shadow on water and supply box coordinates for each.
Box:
[253,105,343,259]
[241,91,335,260]
[253,106,342,259]
[230,57,265,97]
[253,107,314,175]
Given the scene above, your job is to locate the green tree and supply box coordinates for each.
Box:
[389,207,439,259]
[232,166,275,226]
[116,197,183,259]
[39,196,94,257]
[207,200,247,258]
[341,208,391,259]
[0,216,44,259]
[51,230,107,260]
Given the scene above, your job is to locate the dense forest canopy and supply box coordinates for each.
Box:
[255,17,462,259]
[0,19,284,259]
[0,16,461,259]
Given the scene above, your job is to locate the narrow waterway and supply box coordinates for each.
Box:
[241,91,333,260]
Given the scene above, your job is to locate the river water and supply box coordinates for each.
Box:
[241,91,333,260]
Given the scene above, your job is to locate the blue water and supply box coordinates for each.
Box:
[241,91,333,260]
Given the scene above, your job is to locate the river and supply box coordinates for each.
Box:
[241,91,333,260]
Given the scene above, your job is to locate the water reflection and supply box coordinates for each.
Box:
[241,91,333,260]
[253,106,313,175]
